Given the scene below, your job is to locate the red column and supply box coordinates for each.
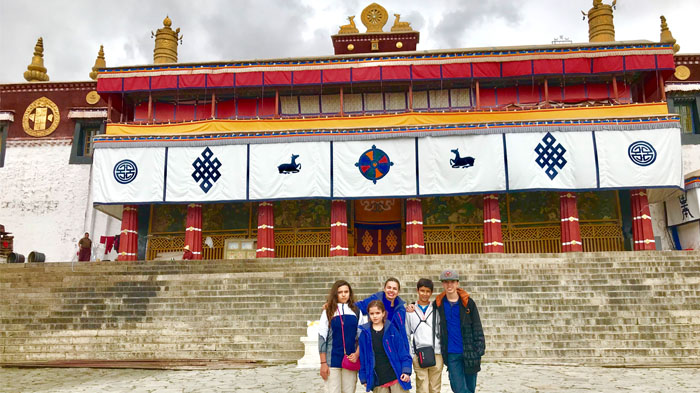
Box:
[118,205,138,261]
[560,192,583,252]
[631,189,656,250]
[483,194,504,253]
[330,200,349,256]
[405,198,425,254]
[184,203,203,260]
[256,202,275,258]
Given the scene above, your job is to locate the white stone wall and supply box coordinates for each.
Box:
[682,144,700,176]
[0,139,120,262]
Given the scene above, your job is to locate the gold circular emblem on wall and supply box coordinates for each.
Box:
[22,97,60,137]
[86,90,101,105]
[396,41,403,49]
[347,44,355,51]
[674,65,691,81]
[361,3,388,32]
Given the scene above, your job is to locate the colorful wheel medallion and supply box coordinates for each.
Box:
[355,145,394,184]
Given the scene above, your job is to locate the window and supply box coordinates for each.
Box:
[0,123,8,168]
[69,121,104,164]
[81,124,101,157]
[675,98,699,134]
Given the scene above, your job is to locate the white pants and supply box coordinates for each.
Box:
[326,367,358,393]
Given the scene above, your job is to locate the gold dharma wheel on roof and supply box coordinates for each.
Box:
[361,3,388,33]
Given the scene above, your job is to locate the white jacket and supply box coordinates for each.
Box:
[405,302,441,356]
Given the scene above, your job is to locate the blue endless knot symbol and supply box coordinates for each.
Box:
[191,147,222,193]
[628,141,657,167]
[113,159,138,184]
[534,132,567,180]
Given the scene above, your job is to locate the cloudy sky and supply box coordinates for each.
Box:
[1,0,698,83]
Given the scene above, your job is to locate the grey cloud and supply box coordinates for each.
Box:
[433,0,523,48]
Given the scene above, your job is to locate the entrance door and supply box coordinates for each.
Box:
[354,199,403,256]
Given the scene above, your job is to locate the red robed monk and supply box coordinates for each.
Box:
[78,232,92,261]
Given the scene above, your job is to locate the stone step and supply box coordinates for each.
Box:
[3,264,699,279]
[2,251,699,366]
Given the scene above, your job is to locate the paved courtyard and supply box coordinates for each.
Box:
[1,363,699,393]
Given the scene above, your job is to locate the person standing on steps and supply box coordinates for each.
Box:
[358,300,413,392]
[355,278,410,351]
[319,280,366,393]
[434,270,485,393]
[77,232,92,262]
[405,278,443,393]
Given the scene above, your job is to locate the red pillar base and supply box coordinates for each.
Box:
[256,202,275,258]
[483,194,504,253]
[184,203,203,260]
[330,200,349,257]
[560,192,583,252]
[118,205,139,261]
[631,189,656,250]
[406,198,425,254]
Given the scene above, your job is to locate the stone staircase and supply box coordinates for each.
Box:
[1,251,699,366]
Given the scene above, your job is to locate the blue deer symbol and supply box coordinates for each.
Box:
[450,149,475,168]
[278,154,301,174]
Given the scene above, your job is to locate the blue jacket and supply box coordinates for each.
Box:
[356,292,409,347]
[358,320,413,392]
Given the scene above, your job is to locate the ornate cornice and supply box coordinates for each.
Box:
[0,81,96,93]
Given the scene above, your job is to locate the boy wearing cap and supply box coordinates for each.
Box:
[434,270,485,393]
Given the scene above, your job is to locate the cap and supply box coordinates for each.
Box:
[439,269,459,281]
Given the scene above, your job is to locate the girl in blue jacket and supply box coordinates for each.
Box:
[355,278,409,349]
[358,300,413,393]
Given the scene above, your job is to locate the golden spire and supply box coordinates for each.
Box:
[585,0,616,43]
[152,15,182,64]
[660,16,680,53]
[24,37,49,82]
[89,45,106,80]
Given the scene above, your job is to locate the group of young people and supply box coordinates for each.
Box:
[318,270,486,393]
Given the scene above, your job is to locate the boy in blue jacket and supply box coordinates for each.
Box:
[358,300,412,392]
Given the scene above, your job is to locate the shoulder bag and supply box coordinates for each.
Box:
[338,305,361,371]
[412,306,437,368]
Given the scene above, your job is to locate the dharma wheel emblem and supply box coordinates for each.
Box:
[355,145,393,184]
[22,97,60,137]
[361,3,388,32]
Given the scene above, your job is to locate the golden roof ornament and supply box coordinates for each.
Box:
[390,14,413,32]
[660,16,680,53]
[338,16,359,35]
[24,37,49,82]
[361,3,389,33]
[583,0,616,43]
[89,45,106,80]
[152,15,182,64]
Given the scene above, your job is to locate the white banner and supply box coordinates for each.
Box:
[165,145,247,202]
[506,131,597,191]
[666,188,700,226]
[418,135,506,195]
[333,139,417,198]
[596,128,683,189]
[249,142,331,200]
[92,127,684,204]
[92,147,165,203]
